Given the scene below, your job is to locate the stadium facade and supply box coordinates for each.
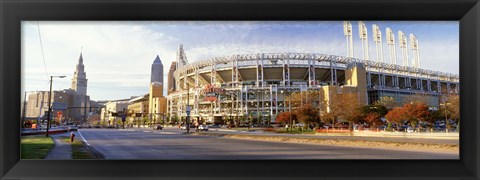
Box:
[167,22,459,124]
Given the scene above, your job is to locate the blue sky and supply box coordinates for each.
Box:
[22,21,459,101]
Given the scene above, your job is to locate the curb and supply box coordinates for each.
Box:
[84,144,105,159]
[21,129,69,136]
[77,130,105,159]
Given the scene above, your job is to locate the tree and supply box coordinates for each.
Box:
[375,96,399,110]
[404,93,431,105]
[326,93,363,130]
[360,104,388,128]
[86,114,101,124]
[275,111,297,124]
[440,94,460,130]
[403,102,430,131]
[446,94,460,121]
[424,110,442,131]
[294,104,320,129]
[385,107,405,131]
[364,112,382,128]
[385,102,430,131]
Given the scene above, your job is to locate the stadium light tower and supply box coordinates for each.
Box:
[372,24,384,63]
[398,31,409,67]
[358,21,369,60]
[386,28,397,65]
[410,33,420,68]
[343,21,354,58]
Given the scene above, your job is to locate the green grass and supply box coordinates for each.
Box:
[62,137,97,159]
[21,135,54,159]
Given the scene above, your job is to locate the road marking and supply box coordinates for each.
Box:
[77,130,90,146]
[157,132,176,135]
[119,129,135,131]
[143,131,151,133]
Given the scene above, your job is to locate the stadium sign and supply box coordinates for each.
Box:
[249,87,270,92]
[202,84,225,102]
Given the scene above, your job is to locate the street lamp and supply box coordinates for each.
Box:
[440,102,452,133]
[222,112,226,126]
[46,75,66,137]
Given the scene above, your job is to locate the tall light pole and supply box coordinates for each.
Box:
[186,83,191,133]
[22,91,28,128]
[46,75,66,137]
[440,102,451,133]
[288,92,292,132]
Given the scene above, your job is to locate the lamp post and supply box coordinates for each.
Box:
[186,83,191,133]
[281,90,292,131]
[440,102,451,133]
[162,113,165,125]
[288,92,292,132]
[222,112,226,126]
[46,75,66,137]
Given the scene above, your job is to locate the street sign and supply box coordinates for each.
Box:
[186,106,191,115]
[56,111,63,119]
[52,102,67,110]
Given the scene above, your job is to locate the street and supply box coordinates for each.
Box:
[77,127,458,159]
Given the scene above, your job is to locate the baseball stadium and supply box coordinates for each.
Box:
[167,21,459,124]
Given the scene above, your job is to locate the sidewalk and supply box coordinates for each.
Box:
[45,133,71,159]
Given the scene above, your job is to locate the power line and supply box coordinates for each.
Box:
[37,21,49,80]
[26,78,149,91]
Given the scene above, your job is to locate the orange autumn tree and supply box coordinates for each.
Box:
[385,102,430,131]
[275,111,297,125]
[385,107,406,131]
[364,113,382,128]
[294,104,320,129]
[403,102,430,131]
[324,93,363,129]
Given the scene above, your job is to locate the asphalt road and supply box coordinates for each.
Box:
[78,127,458,160]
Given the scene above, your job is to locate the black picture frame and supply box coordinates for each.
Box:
[1,0,479,179]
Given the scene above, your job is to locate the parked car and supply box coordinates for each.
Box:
[295,123,305,127]
[68,125,78,131]
[180,125,195,130]
[322,124,332,129]
[377,125,387,131]
[198,125,209,131]
[209,124,221,128]
[406,127,414,133]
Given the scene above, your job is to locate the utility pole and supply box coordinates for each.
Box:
[46,75,66,137]
[22,91,27,127]
[186,83,191,133]
[289,92,292,131]
[84,95,87,124]
[46,77,53,137]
